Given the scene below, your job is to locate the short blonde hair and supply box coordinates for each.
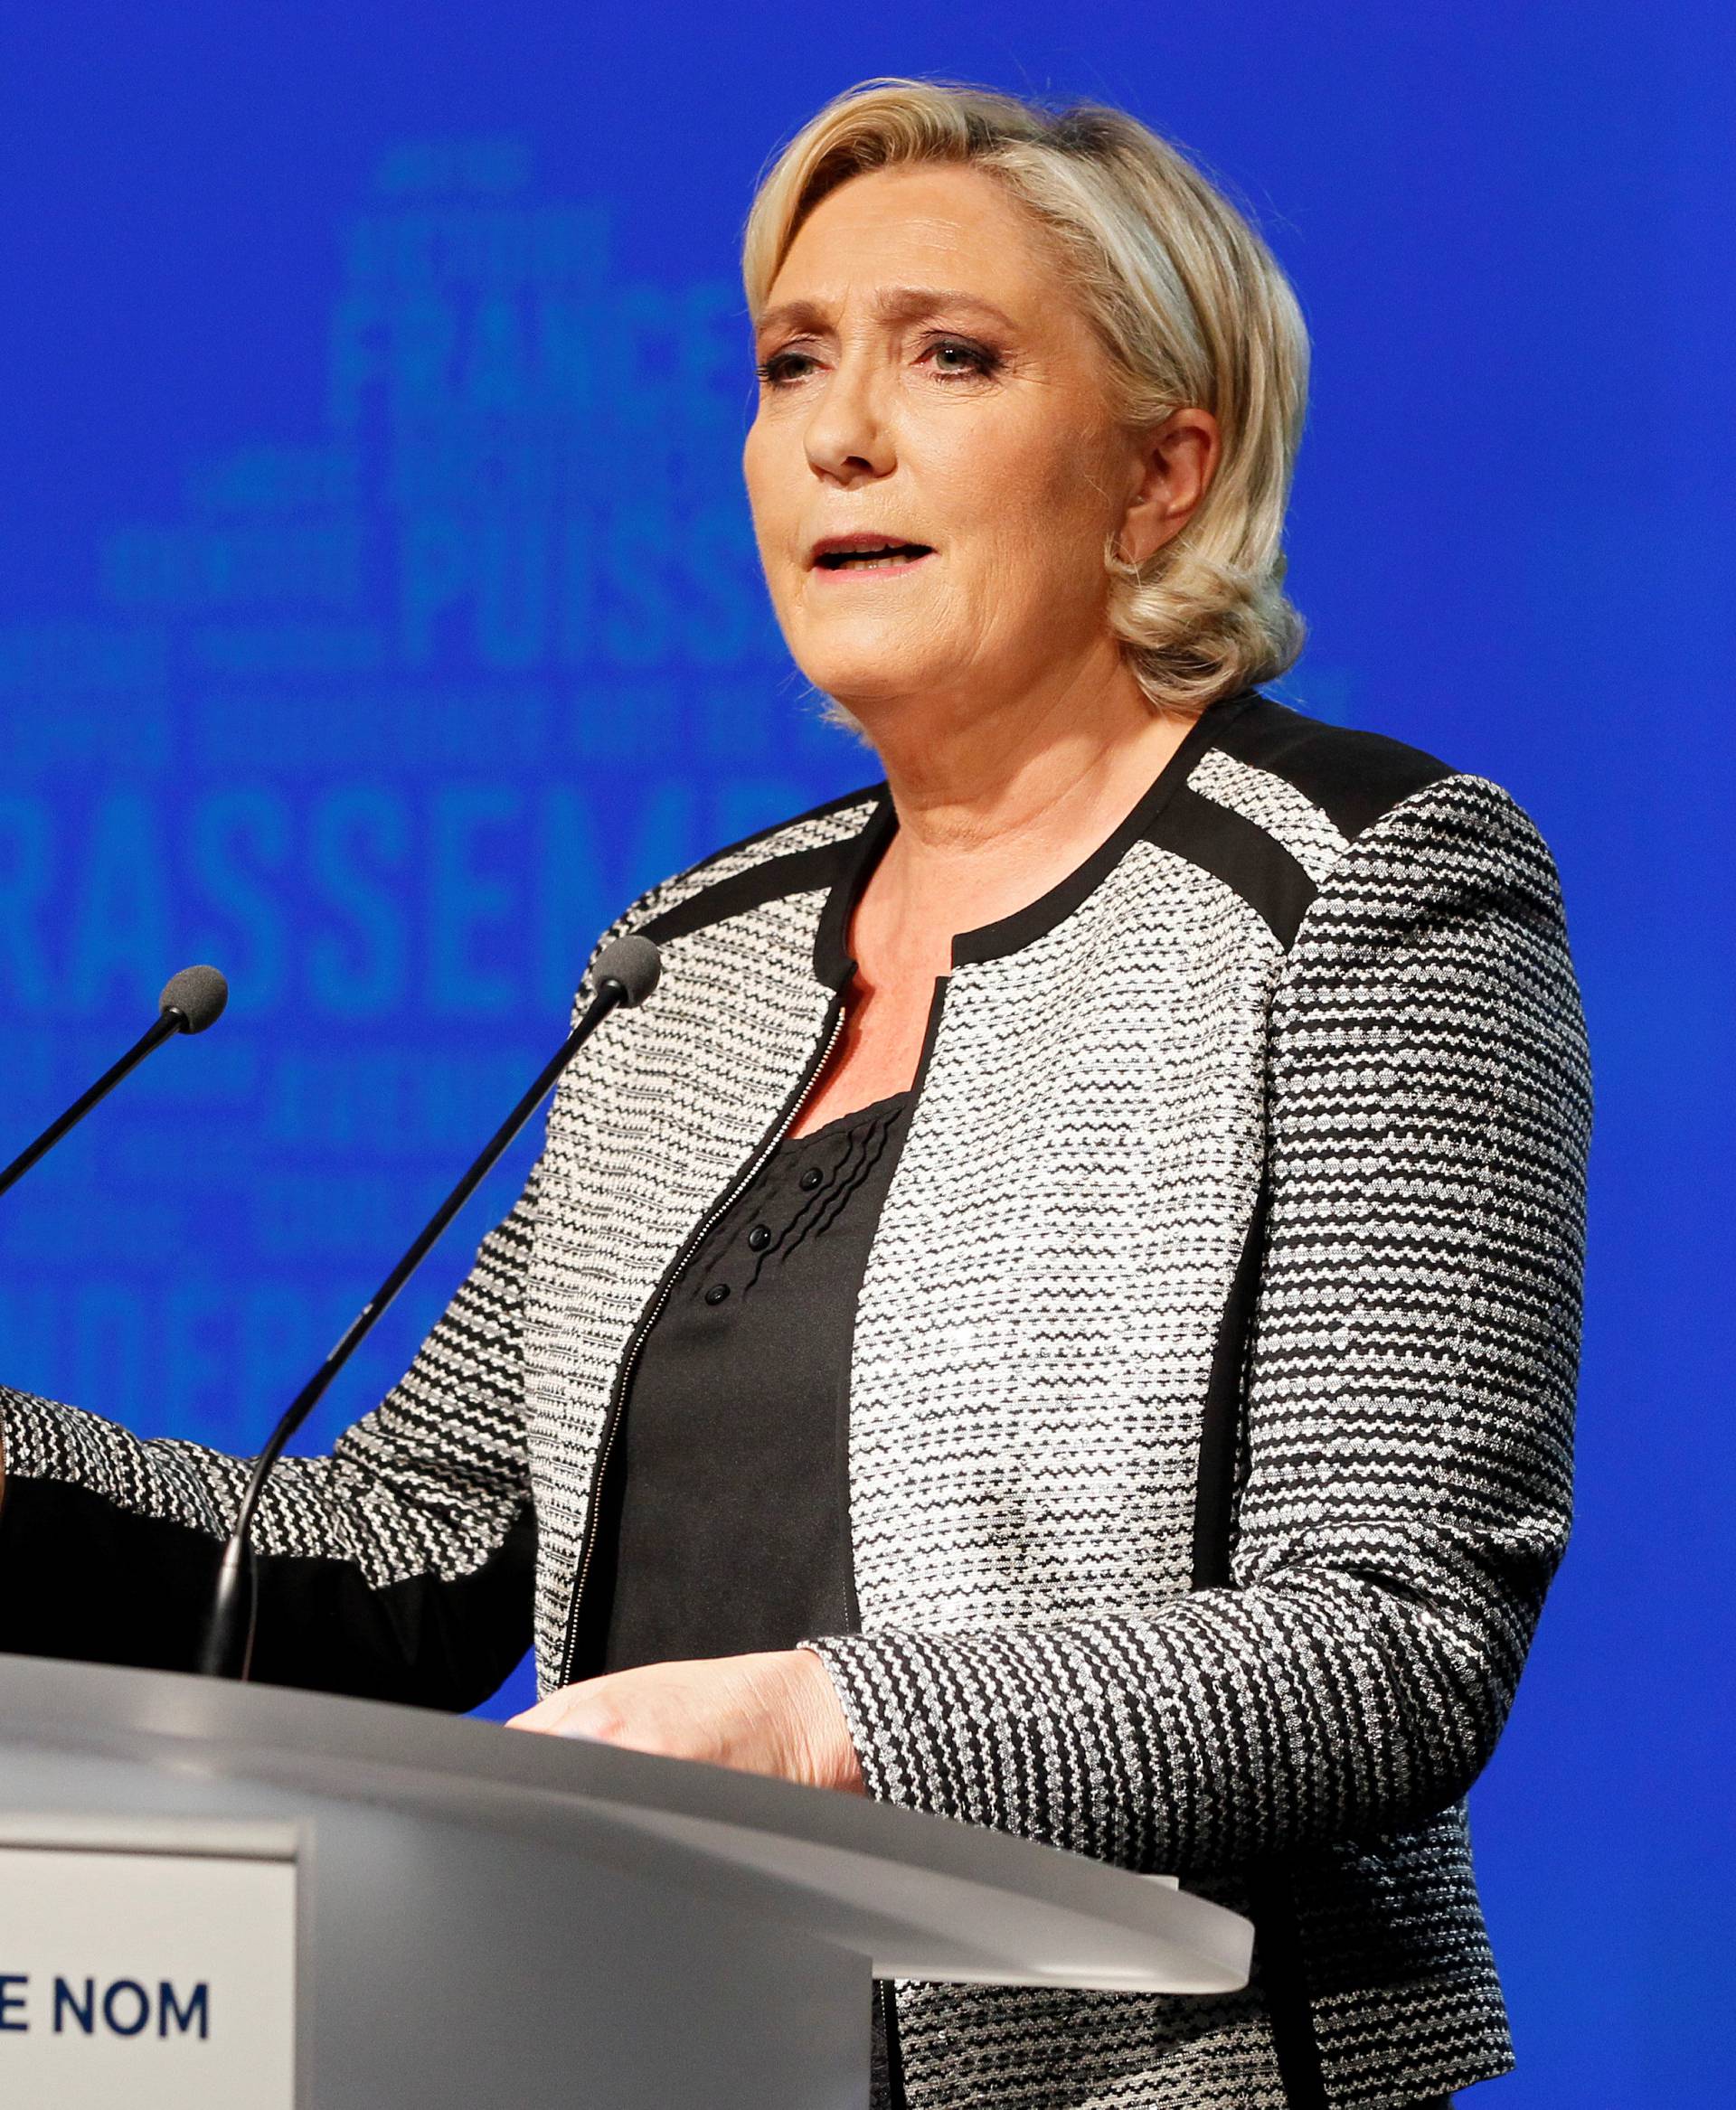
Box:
[742,80,1309,716]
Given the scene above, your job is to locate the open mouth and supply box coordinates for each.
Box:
[813,538,935,571]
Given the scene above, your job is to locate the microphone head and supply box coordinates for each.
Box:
[592,935,661,1009]
[159,964,229,1034]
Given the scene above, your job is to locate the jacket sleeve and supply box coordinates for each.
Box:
[805,773,1591,1872]
[0,1164,542,1711]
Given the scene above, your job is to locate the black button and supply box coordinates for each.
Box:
[799,1166,824,1191]
[703,1283,731,1305]
[747,1225,771,1251]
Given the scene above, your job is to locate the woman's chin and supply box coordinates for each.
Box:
[793,636,963,723]
[787,594,958,692]
[804,669,954,739]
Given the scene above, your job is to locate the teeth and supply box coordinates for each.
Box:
[823,543,928,568]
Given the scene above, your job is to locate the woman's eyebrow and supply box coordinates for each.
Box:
[755,296,831,341]
[872,287,1019,331]
[754,287,1020,340]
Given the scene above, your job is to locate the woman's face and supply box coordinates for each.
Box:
[743,165,1166,731]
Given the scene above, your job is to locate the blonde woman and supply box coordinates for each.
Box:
[0,80,1590,2109]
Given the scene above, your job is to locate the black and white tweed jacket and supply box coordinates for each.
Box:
[0,692,1591,2109]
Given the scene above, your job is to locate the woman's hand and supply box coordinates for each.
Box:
[506,1647,865,1794]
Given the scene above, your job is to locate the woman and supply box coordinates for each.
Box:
[0,80,1589,2110]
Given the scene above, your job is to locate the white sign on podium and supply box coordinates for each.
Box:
[0,1816,297,2109]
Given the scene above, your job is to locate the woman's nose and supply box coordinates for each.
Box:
[802,365,895,486]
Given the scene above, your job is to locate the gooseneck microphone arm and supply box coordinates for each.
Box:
[198,935,662,1681]
[0,965,229,1201]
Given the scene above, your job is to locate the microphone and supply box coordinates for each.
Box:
[198,934,662,1681]
[0,966,230,1201]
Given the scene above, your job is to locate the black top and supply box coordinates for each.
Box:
[580,1090,914,1677]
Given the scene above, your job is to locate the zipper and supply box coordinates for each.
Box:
[849,986,956,2110]
[856,980,949,2110]
[875,1978,910,2108]
[556,993,850,1689]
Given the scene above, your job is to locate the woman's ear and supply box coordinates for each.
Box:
[1117,408,1222,567]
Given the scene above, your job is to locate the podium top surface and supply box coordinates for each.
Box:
[0,1653,1250,1994]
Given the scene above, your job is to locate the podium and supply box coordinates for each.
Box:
[0,1653,1250,2106]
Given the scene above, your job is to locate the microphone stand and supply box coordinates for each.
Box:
[0,966,229,1201]
[199,966,645,1681]
[0,1017,179,1201]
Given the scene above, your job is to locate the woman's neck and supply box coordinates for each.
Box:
[854,657,1199,959]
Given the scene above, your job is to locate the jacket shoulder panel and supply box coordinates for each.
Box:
[579,782,882,986]
[1210,696,1454,843]
[1143,784,1318,948]
[660,778,882,896]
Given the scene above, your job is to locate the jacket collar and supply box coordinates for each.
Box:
[811,689,1256,986]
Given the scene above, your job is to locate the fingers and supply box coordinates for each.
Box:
[504,1695,560,1732]
[505,1688,602,1738]
[500,1653,864,1791]
[508,1664,728,1762]
[506,1677,653,1749]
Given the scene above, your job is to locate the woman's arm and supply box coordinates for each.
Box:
[0,1166,542,1711]
[798,773,1591,1868]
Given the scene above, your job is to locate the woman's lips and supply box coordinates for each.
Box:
[809,543,936,578]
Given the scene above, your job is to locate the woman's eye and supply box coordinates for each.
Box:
[925,337,999,380]
[757,350,817,387]
[756,336,1000,387]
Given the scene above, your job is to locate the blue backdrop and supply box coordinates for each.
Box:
[1,6,1729,2102]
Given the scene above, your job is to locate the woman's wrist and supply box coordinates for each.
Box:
[789,1645,865,1794]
